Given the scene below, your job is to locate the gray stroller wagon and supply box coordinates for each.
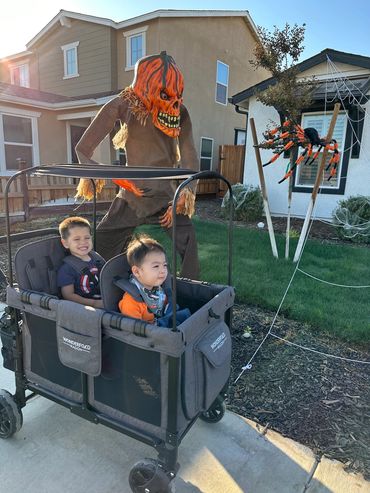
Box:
[0,164,234,493]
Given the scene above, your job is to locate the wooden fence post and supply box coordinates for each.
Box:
[17,158,30,222]
[293,102,341,262]
[250,118,279,259]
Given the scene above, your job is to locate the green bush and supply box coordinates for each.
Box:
[332,195,370,243]
[221,183,263,222]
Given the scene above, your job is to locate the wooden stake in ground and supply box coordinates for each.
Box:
[285,151,294,260]
[293,103,341,262]
[250,117,279,259]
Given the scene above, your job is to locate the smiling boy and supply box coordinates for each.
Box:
[57,217,105,308]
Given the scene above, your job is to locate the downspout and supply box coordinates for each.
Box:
[235,104,248,127]
[234,104,248,183]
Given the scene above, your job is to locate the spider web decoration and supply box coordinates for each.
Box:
[332,196,370,242]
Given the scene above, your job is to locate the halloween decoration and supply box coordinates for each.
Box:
[258,120,340,184]
[75,51,200,279]
[132,52,184,138]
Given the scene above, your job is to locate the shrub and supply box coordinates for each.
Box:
[221,183,263,222]
[332,195,370,243]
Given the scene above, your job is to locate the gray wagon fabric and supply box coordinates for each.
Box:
[14,236,66,296]
[56,300,103,377]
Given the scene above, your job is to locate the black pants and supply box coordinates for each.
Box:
[96,197,200,280]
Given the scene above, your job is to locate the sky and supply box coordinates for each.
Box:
[1,0,370,60]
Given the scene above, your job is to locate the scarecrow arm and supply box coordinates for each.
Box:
[74,97,142,199]
[75,96,123,164]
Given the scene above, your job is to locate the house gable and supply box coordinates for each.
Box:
[230,49,370,107]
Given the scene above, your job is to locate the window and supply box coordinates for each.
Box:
[295,112,347,190]
[216,61,229,105]
[0,110,40,172]
[124,26,148,70]
[200,137,214,171]
[234,129,246,145]
[10,63,29,87]
[61,41,79,78]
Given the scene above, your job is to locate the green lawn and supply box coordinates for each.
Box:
[138,218,370,344]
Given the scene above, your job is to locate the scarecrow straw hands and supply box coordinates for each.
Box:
[160,188,195,228]
[75,179,106,201]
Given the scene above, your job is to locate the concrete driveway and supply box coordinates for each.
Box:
[0,355,368,493]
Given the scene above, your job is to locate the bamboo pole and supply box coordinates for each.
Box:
[250,117,279,258]
[293,102,341,262]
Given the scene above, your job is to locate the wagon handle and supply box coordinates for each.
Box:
[171,170,234,332]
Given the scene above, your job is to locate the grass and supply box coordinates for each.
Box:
[138,218,370,345]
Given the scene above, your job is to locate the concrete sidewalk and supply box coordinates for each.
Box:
[0,362,368,493]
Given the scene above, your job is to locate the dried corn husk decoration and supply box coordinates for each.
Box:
[75,178,106,201]
[112,122,129,150]
[112,88,148,150]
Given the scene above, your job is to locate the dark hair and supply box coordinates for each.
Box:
[126,234,165,267]
[59,216,91,240]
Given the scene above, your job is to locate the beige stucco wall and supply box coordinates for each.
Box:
[32,19,115,96]
[38,110,68,163]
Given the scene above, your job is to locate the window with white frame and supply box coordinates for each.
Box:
[295,112,347,189]
[200,137,213,171]
[124,26,147,70]
[10,63,29,87]
[0,110,40,172]
[215,61,229,105]
[61,41,79,79]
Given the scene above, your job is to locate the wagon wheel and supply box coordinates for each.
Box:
[199,395,226,424]
[129,458,176,493]
[0,389,23,439]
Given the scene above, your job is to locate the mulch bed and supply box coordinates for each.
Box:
[0,201,369,480]
[229,304,370,480]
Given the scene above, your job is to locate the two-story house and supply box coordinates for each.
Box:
[0,9,268,177]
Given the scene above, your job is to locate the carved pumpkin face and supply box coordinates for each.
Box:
[132,52,184,138]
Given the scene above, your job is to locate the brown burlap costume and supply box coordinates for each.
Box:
[75,53,200,279]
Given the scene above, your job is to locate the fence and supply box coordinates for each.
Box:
[0,152,245,220]
[0,160,117,220]
[218,145,245,196]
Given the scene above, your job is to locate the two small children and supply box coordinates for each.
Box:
[57,217,189,325]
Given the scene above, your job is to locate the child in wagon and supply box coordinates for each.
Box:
[57,216,105,308]
[119,234,190,326]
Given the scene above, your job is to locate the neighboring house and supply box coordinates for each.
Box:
[230,49,370,220]
[0,9,269,177]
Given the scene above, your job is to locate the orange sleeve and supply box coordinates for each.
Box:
[118,293,155,323]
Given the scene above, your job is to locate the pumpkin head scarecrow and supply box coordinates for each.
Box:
[75,51,200,279]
